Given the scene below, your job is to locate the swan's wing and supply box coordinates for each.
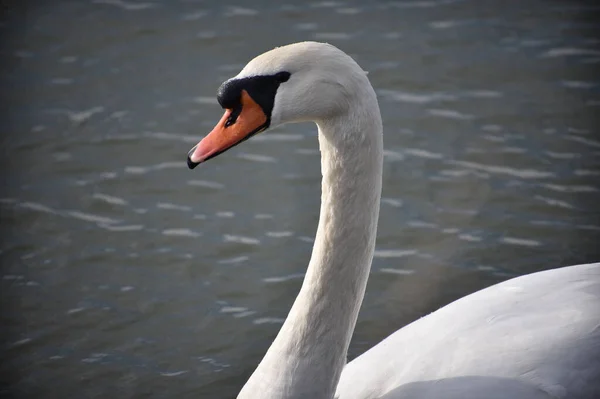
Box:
[336,263,600,399]
[378,376,554,399]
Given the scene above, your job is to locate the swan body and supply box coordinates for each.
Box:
[187,42,600,399]
[336,262,600,399]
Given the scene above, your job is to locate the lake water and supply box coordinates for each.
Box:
[1,1,599,397]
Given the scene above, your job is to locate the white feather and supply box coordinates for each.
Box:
[225,42,600,399]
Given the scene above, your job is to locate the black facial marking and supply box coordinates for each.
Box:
[216,71,291,127]
[187,72,291,168]
[275,71,291,83]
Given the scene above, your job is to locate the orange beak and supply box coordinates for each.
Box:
[187,90,268,168]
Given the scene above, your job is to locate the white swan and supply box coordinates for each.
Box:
[187,42,600,399]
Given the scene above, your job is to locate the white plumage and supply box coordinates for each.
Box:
[337,262,600,399]
[197,42,600,399]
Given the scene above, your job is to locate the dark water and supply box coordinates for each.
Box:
[1,1,599,397]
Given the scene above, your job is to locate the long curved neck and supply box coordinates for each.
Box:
[238,93,383,399]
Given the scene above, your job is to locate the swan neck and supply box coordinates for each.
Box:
[239,96,383,398]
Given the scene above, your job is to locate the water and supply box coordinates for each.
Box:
[1,1,599,397]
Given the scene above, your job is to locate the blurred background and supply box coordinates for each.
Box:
[1,0,599,397]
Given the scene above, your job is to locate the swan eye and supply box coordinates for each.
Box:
[275,71,291,83]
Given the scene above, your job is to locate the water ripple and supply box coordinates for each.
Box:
[265,231,294,238]
[263,273,305,283]
[224,6,258,17]
[160,371,188,377]
[67,211,120,225]
[336,7,361,14]
[448,160,554,179]
[429,20,462,29]
[253,317,284,325]
[143,131,198,143]
[252,133,304,142]
[157,202,192,212]
[403,148,444,159]
[223,235,260,245]
[161,229,201,238]
[428,109,474,120]
[124,162,183,175]
[218,256,249,265]
[377,89,456,104]
[541,184,598,193]
[295,22,318,31]
[220,306,249,314]
[391,0,458,9]
[458,234,482,242]
[383,149,405,161]
[463,90,503,99]
[310,1,343,7]
[381,198,403,207]
[575,169,600,177]
[92,193,128,206]
[499,237,542,247]
[92,0,156,10]
[564,135,600,148]
[47,106,104,125]
[314,32,354,40]
[237,153,277,163]
[542,47,600,58]
[97,224,144,232]
[534,195,575,209]
[373,249,417,258]
[19,201,58,215]
[187,180,224,190]
[181,11,206,21]
[379,268,415,275]
[561,81,597,89]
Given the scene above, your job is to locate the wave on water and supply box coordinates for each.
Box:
[379,268,415,275]
[253,317,284,325]
[223,234,260,245]
[265,231,294,238]
[224,6,258,17]
[403,148,444,159]
[499,237,542,247]
[92,0,156,11]
[218,256,249,264]
[541,183,598,193]
[162,228,201,238]
[92,193,128,206]
[448,160,554,179]
[541,47,600,58]
[124,161,183,175]
[534,195,575,209]
[373,249,417,258]
[157,202,193,212]
[187,180,224,189]
[237,153,277,163]
[428,108,474,120]
[377,89,456,104]
[263,273,305,283]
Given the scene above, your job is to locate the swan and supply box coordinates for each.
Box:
[186,42,600,399]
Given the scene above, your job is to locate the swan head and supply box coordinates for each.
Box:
[187,41,370,168]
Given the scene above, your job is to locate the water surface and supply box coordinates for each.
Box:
[1,1,599,397]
